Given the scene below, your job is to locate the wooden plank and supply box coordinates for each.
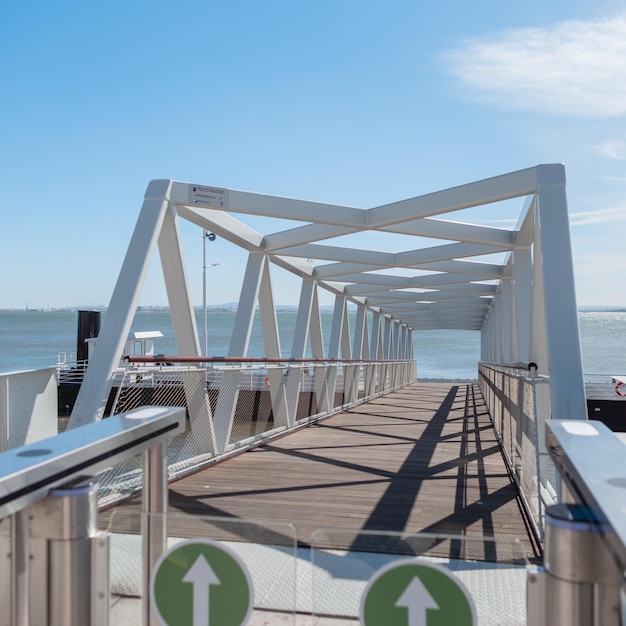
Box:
[103,382,541,563]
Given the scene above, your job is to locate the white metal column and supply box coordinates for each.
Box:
[158,205,217,453]
[69,180,173,428]
[258,258,289,427]
[213,252,266,452]
[284,279,315,425]
[501,277,513,363]
[535,165,586,420]
[326,295,347,409]
[512,246,532,363]
[158,205,201,356]
[309,285,330,414]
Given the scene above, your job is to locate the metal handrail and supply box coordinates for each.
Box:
[125,355,413,365]
[536,419,626,625]
[479,360,538,372]
[0,406,185,626]
[546,419,626,568]
[0,406,185,519]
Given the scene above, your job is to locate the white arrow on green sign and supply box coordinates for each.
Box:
[360,558,476,626]
[150,538,254,626]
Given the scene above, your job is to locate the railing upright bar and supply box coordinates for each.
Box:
[0,406,185,626]
[11,510,29,626]
[530,367,545,541]
[143,441,168,626]
[536,420,626,625]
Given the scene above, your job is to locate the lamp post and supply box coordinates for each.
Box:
[202,231,218,358]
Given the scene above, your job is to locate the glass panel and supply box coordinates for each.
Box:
[104,508,298,624]
[310,528,528,625]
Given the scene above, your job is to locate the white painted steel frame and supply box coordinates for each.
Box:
[69,164,587,430]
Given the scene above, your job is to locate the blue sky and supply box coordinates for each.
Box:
[1,0,625,309]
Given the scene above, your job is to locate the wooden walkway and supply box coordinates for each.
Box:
[105,381,541,563]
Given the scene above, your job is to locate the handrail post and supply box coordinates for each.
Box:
[27,475,106,626]
[143,441,168,626]
[542,420,626,626]
[11,510,29,626]
[542,503,621,625]
[0,406,184,626]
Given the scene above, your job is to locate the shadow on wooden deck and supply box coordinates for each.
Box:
[103,382,541,564]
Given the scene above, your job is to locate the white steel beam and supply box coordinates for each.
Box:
[158,205,200,356]
[326,295,347,409]
[380,219,515,246]
[258,260,281,360]
[291,279,314,359]
[228,253,266,356]
[501,278,513,363]
[258,259,290,427]
[367,166,539,226]
[279,241,509,268]
[263,211,515,254]
[512,247,532,362]
[279,243,396,265]
[170,181,366,227]
[177,205,264,251]
[360,291,493,304]
[69,180,173,428]
[408,260,504,278]
[346,283,498,298]
[214,252,266,453]
[409,272,500,287]
[309,286,325,359]
[309,286,331,413]
[284,279,315,423]
[396,242,510,265]
[535,167,586,420]
[264,222,360,252]
[353,304,366,359]
[158,205,218,452]
[314,259,502,280]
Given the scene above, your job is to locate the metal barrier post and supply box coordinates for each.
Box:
[143,441,168,626]
[0,518,9,626]
[0,407,184,626]
[29,475,108,626]
[11,511,29,626]
[543,503,621,626]
[0,513,31,626]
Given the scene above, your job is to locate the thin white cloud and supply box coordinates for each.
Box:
[570,206,626,226]
[444,13,626,118]
[595,139,626,159]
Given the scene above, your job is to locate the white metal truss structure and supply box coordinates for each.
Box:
[68,163,587,433]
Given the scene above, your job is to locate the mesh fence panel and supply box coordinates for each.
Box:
[518,376,541,529]
[478,363,550,542]
[96,360,413,508]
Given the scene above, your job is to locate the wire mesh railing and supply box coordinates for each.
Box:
[56,358,89,384]
[96,358,416,508]
[478,362,555,544]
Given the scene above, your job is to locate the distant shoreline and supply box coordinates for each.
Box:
[2,305,626,313]
[578,306,626,313]
[1,304,321,313]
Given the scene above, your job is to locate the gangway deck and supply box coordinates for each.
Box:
[103,381,541,563]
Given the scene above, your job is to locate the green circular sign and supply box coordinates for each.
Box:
[150,539,254,626]
[360,558,476,626]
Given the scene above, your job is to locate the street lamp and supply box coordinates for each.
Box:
[203,231,219,358]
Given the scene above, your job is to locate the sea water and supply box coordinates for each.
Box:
[0,309,624,379]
